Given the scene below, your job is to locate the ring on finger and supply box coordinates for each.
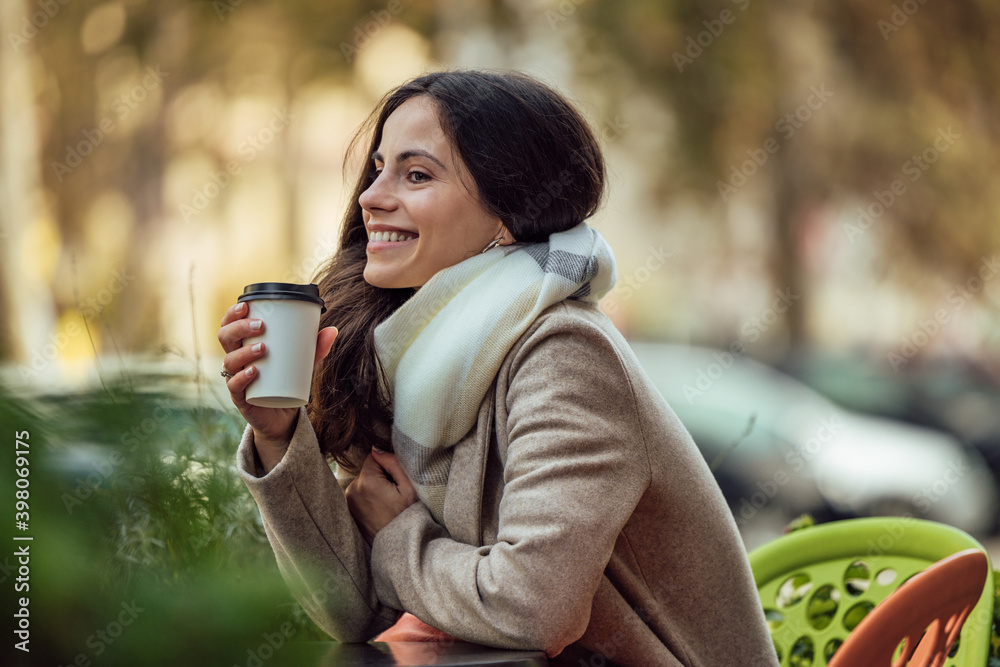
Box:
[220,365,235,379]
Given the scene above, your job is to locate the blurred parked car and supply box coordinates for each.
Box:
[777,350,1000,527]
[628,342,999,544]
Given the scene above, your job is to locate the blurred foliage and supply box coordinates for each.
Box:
[0,376,330,667]
[572,0,1000,338]
[3,0,998,358]
[3,372,996,663]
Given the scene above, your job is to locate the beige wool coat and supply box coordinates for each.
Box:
[237,298,778,666]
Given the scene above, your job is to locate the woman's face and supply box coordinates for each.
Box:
[360,95,513,290]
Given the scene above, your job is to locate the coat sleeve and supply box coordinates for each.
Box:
[369,316,653,657]
[236,407,400,642]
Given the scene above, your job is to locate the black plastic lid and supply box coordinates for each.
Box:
[238,282,326,312]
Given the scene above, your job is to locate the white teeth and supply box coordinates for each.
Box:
[369,231,415,242]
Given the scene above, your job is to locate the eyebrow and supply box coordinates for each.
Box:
[371,149,447,171]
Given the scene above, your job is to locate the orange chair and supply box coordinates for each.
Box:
[828,548,989,667]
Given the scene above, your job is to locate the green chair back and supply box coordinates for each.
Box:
[747,517,995,666]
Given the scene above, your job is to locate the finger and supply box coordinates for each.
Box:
[222,342,266,376]
[220,301,250,327]
[370,450,415,493]
[226,365,259,404]
[313,326,338,368]
[218,316,265,354]
[370,448,401,469]
[356,453,383,481]
[358,451,404,491]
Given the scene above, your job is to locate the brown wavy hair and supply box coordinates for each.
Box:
[307,69,606,472]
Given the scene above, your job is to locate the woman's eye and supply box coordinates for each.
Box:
[407,170,430,183]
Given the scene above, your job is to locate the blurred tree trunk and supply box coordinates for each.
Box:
[765,2,827,348]
[0,0,55,363]
[773,155,808,344]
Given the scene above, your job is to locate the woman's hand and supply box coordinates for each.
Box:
[218,301,338,473]
[345,449,418,544]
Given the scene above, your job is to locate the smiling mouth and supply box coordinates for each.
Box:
[368,231,418,244]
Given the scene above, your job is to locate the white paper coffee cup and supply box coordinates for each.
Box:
[238,282,326,408]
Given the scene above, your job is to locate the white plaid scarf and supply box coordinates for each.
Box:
[373,221,618,522]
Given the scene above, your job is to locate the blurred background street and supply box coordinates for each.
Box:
[1,0,998,664]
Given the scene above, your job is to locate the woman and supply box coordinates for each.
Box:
[218,70,777,666]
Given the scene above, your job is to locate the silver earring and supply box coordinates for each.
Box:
[481,237,502,254]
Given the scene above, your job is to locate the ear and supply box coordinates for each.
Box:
[498,225,517,245]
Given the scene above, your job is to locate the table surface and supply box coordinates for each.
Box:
[276,641,549,667]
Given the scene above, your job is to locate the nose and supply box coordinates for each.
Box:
[359,170,396,215]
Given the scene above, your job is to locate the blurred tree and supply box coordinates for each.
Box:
[3,0,999,361]
[573,0,1000,344]
[0,0,55,360]
[5,0,439,362]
